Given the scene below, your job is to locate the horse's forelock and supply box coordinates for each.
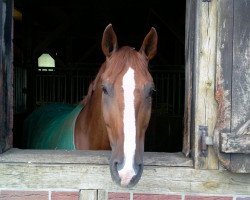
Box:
[102,47,149,82]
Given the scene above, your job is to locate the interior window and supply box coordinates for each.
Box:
[38,53,55,71]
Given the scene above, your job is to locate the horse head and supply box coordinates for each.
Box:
[99,24,157,187]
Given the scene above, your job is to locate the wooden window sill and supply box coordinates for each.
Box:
[0,148,193,167]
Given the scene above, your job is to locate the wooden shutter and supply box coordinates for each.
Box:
[214,0,250,172]
[0,0,13,153]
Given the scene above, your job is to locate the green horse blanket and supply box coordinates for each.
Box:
[24,103,84,150]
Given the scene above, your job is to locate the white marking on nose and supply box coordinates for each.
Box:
[119,67,136,186]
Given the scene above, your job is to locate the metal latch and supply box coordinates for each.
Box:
[199,126,213,157]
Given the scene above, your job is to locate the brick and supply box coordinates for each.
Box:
[134,193,181,200]
[51,191,79,200]
[236,198,250,200]
[0,190,48,200]
[185,196,233,200]
[108,192,130,200]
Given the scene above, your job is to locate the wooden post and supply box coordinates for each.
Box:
[193,0,218,169]
[0,0,13,153]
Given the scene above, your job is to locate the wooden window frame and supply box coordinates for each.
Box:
[0,0,197,166]
[3,0,250,193]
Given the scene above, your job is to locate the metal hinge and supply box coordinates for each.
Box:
[199,126,213,157]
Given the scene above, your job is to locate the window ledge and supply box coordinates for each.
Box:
[0,148,193,167]
[1,149,250,195]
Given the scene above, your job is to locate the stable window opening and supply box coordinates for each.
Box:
[12,0,187,155]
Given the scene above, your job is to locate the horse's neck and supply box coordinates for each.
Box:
[74,88,110,150]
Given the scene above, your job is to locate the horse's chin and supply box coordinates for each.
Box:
[109,159,143,188]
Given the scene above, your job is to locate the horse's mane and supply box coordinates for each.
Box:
[81,61,107,105]
[82,81,93,105]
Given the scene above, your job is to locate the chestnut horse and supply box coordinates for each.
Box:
[24,24,157,188]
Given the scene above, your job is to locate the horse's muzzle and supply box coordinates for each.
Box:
[110,159,143,188]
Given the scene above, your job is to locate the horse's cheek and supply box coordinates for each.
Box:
[101,103,114,147]
[102,96,111,119]
[140,99,152,120]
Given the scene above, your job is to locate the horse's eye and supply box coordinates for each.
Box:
[101,85,109,95]
[102,86,108,95]
[147,87,155,98]
[149,88,154,97]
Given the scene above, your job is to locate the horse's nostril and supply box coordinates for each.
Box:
[113,160,123,172]
[116,162,124,171]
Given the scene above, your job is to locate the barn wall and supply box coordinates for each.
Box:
[1,1,250,199]
[0,162,250,200]
[0,150,250,199]
[0,190,249,200]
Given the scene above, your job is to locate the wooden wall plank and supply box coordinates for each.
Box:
[214,0,250,173]
[183,0,196,157]
[231,0,250,132]
[230,0,250,171]
[0,0,4,152]
[0,0,13,153]
[214,0,234,170]
[0,162,249,195]
[193,0,218,169]
[221,133,250,153]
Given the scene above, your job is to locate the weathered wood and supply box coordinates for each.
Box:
[0,161,249,195]
[0,1,4,152]
[214,0,234,170]
[231,0,250,133]
[0,148,193,167]
[79,190,97,200]
[193,0,218,169]
[183,0,196,157]
[221,120,250,153]
[229,0,250,167]
[0,0,13,153]
[214,0,234,151]
[214,0,250,173]
[97,190,107,200]
[221,133,250,153]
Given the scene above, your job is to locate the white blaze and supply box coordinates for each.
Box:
[118,67,136,186]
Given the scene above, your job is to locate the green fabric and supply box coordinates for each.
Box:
[24,103,83,150]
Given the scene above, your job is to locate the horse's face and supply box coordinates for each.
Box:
[100,24,157,188]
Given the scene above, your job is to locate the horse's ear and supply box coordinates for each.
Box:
[140,27,158,60]
[102,24,118,57]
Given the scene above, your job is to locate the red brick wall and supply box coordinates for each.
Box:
[0,190,249,200]
[0,191,48,200]
[0,191,79,200]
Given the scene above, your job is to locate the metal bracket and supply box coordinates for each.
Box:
[199,126,213,157]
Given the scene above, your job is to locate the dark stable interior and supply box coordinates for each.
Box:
[13,0,186,152]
